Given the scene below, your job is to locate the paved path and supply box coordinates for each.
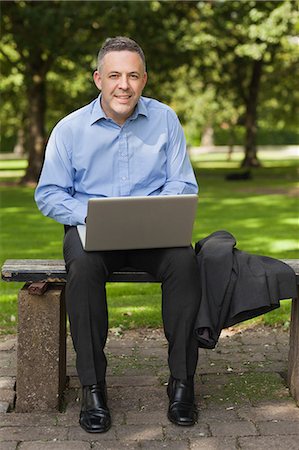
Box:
[1,326,299,449]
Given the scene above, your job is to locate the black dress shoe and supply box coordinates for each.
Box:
[167,376,198,426]
[79,382,111,433]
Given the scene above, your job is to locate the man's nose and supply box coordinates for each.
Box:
[118,75,129,90]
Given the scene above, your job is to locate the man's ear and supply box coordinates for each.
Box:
[142,72,148,89]
[93,70,102,91]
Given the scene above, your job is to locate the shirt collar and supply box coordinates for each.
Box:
[89,94,148,125]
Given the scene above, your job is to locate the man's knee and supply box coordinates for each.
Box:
[159,247,198,279]
[67,252,107,281]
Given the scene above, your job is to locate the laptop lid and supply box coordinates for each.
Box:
[77,194,198,251]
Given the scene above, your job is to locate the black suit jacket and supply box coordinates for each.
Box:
[194,231,297,349]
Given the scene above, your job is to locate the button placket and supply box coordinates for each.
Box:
[118,129,130,195]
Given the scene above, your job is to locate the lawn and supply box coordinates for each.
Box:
[0,150,298,335]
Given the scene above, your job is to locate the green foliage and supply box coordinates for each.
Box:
[1,1,298,155]
[214,128,299,146]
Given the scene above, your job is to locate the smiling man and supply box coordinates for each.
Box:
[35,37,201,433]
[93,49,147,125]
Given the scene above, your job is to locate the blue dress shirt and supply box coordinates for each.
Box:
[35,95,198,225]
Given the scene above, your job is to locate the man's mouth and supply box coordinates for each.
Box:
[115,94,132,100]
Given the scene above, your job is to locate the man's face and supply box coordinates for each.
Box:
[93,51,147,125]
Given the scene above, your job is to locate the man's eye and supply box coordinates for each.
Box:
[109,74,119,79]
[130,74,139,79]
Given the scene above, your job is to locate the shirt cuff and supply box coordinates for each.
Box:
[70,202,88,225]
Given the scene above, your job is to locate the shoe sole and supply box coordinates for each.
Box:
[79,420,111,434]
[167,412,197,427]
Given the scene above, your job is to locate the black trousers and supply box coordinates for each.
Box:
[63,226,201,386]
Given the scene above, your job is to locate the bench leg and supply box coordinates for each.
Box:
[15,284,66,412]
[288,290,299,406]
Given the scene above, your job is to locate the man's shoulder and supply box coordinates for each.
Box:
[141,96,176,116]
[55,99,97,131]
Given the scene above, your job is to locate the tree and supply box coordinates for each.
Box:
[1,1,114,183]
[176,0,299,166]
[1,0,182,183]
[1,0,298,178]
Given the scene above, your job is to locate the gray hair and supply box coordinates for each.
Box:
[97,36,146,72]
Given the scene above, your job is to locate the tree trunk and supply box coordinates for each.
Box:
[21,73,47,185]
[201,124,214,147]
[13,125,26,157]
[241,59,263,168]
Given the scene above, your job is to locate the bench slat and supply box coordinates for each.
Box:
[1,259,158,283]
[1,258,298,283]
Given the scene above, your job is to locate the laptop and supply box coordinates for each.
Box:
[77,195,198,251]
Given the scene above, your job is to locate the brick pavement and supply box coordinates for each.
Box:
[1,326,299,449]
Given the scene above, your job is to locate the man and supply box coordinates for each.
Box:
[35,36,201,433]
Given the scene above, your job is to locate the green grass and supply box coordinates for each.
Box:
[203,372,290,405]
[0,152,298,335]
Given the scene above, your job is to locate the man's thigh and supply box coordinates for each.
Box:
[127,246,197,280]
[63,226,127,275]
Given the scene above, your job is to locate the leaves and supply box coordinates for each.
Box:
[1,0,298,171]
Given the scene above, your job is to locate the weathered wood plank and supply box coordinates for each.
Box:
[1,258,298,283]
[1,259,158,283]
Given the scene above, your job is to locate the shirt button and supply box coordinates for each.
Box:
[121,176,127,181]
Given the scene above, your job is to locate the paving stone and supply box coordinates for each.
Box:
[190,437,238,449]
[67,377,80,388]
[239,331,279,346]
[137,347,167,358]
[200,406,239,421]
[107,366,161,377]
[237,401,299,422]
[266,352,288,361]
[0,337,17,351]
[116,424,164,441]
[0,390,15,405]
[0,402,10,413]
[54,410,79,427]
[197,362,228,373]
[93,441,140,449]
[0,326,298,449]
[0,378,15,390]
[209,352,266,363]
[56,410,125,426]
[0,412,57,426]
[209,420,258,437]
[238,435,299,449]
[0,427,68,441]
[19,442,91,450]
[125,410,168,425]
[163,422,210,439]
[257,420,299,435]
[66,367,77,377]
[67,425,117,440]
[277,344,289,353]
[201,374,237,385]
[141,440,190,449]
[109,375,159,387]
[0,442,18,450]
[0,354,15,369]
[106,347,137,357]
[108,386,168,412]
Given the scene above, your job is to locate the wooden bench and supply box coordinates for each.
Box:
[1,258,299,412]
